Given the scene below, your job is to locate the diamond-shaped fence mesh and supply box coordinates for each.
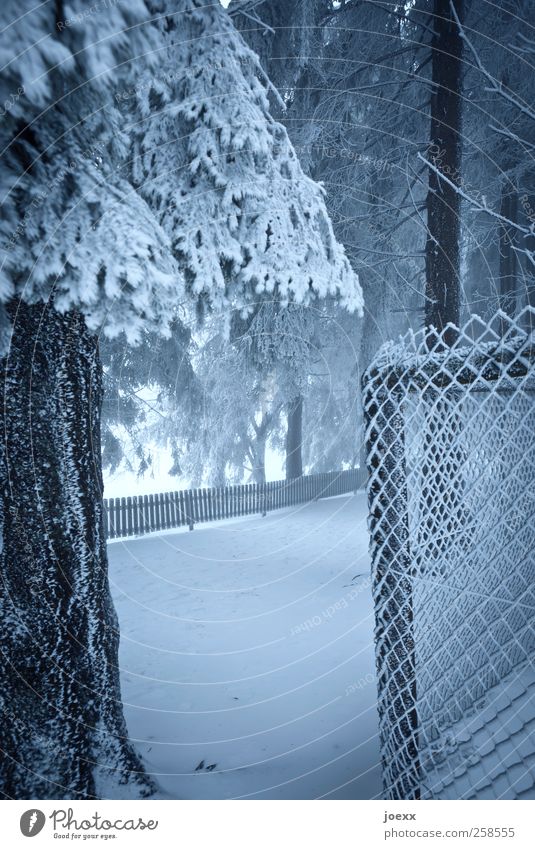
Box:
[362,309,535,800]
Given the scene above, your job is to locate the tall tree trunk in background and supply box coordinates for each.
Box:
[286,396,303,479]
[251,412,272,485]
[522,194,535,330]
[251,433,267,484]
[0,300,154,800]
[494,63,519,332]
[425,0,464,342]
[499,187,517,321]
[401,0,465,798]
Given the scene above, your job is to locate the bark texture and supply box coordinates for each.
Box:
[425,0,464,342]
[499,187,518,319]
[285,396,303,480]
[0,300,154,800]
[251,434,267,485]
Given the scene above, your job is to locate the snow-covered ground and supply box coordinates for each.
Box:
[108,493,382,799]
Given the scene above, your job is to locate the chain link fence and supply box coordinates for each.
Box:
[363,309,535,800]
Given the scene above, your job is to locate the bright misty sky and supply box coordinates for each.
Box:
[103,444,285,498]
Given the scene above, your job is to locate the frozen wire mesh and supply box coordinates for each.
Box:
[362,309,535,800]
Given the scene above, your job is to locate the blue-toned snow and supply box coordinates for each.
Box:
[107,493,381,799]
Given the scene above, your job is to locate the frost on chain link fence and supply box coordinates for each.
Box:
[362,309,535,800]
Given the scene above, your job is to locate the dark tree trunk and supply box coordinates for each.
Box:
[521,193,535,329]
[0,300,154,800]
[285,396,303,480]
[425,0,464,343]
[404,0,465,799]
[251,413,272,485]
[499,187,518,320]
[251,435,267,485]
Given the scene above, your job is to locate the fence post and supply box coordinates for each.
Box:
[103,498,109,539]
[110,497,117,538]
[185,490,194,530]
[206,487,212,522]
[139,494,145,534]
[140,494,147,533]
[119,496,126,536]
[132,496,139,536]
[172,491,178,527]
[163,492,170,529]
[363,372,419,800]
[157,493,163,530]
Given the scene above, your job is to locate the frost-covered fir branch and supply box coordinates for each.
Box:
[128,0,362,317]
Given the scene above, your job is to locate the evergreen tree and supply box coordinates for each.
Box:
[128,0,361,315]
[0,0,167,800]
[0,0,360,798]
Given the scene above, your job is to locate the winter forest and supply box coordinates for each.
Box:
[1,0,535,805]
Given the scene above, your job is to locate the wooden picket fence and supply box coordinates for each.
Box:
[103,467,365,540]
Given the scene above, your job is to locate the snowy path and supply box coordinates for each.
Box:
[108,493,382,799]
